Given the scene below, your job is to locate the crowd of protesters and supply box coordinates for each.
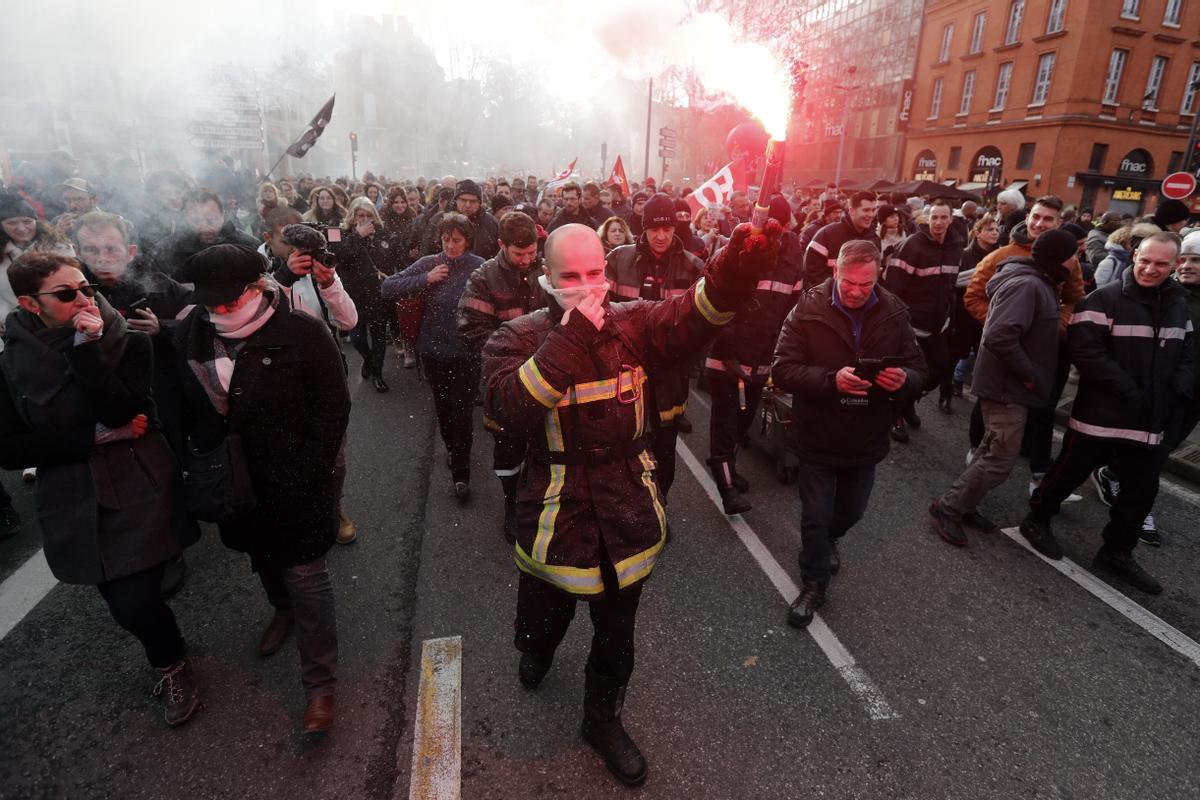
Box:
[0,152,1196,784]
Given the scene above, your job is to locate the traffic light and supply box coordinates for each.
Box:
[349,131,358,153]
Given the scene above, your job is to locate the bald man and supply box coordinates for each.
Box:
[483,222,776,786]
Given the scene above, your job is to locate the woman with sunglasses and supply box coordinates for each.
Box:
[0,251,201,727]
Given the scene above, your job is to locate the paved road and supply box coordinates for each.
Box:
[1,346,1198,799]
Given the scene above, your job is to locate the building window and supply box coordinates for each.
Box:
[939,24,954,62]
[1183,62,1200,113]
[1164,0,1183,25]
[1046,0,1067,34]
[1005,0,1025,45]
[1031,52,1056,106]
[929,77,944,119]
[1088,143,1109,172]
[1121,0,1140,19]
[1143,55,1169,109]
[969,12,987,54]
[1103,50,1127,105]
[993,62,1014,109]
[948,147,962,170]
[1017,143,1037,170]
[959,70,976,115]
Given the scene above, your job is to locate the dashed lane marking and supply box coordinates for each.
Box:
[675,439,900,721]
[406,636,463,800]
[0,549,58,643]
[1001,527,1200,669]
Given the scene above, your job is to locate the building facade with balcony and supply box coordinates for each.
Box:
[903,0,1200,215]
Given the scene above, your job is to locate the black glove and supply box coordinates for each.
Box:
[707,221,784,297]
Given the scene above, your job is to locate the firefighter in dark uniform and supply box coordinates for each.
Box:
[706,196,804,514]
[604,193,704,498]
[483,222,776,786]
[457,211,546,542]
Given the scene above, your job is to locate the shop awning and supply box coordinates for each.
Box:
[1005,180,1029,192]
[957,182,988,192]
[942,179,958,186]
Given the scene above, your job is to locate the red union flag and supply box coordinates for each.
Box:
[606,155,630,200]
[686,161,748,215]
[543,158,579,191]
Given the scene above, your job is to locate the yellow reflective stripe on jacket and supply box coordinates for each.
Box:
[514,544,605,596]
[555,367,647,407]
[518,357,562,409]
[694,277,735,326]
[659,402,688,423]
[532,410,566,562]
[613,450,668,589]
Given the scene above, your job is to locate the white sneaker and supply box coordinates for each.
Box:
[22,467,36,483]
[1028,477,1082,502]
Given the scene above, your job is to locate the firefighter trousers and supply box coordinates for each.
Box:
[708,372,765,462]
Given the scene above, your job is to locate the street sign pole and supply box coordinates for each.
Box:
[643,78,653,182]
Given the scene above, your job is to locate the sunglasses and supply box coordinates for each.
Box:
[31,284,98,303]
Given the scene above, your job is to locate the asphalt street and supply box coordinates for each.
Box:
[1,343,1199,800]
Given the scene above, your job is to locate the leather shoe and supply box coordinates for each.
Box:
[786,580,825,629]
[258,610,294,657]
[303,694,335,734]
[518,651,554,688]
[890,420,909,443]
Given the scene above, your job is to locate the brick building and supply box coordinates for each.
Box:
[903,0,1200,215]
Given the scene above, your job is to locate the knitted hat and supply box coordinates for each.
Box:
[1061,222,1087,241]
[455,179,482,201]
[1031,229,1078,268]
[0,193,37,221]
[673,197,693,224]
[1153,199,1190,228]
[642,193,675,229]
[822,199,843,217]
[631,191,649,204]
[181,244,267,306]
[768,196,793,228]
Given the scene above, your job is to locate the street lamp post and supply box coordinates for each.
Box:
[833,66,859,188]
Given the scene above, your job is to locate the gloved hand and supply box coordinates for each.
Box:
[707,221,784,296]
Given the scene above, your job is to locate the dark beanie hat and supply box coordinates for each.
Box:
[0,192,37,222]
[822,199,843,217]
[455,179,482,200]
[768,195,793,227]
[632,191,649,204]
[181,244,267,306]
[1031,228,1078,268]
[1153,199,1190,227]
[673,197,693,223]
[642,193,675,229]
[1061,222,1087,241]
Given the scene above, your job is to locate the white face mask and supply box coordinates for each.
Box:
[538,273,607,311]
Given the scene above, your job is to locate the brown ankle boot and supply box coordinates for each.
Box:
[258,610,294,657]
[303,694,335,734]
[153,658,200,727]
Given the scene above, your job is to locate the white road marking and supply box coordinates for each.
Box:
[406,636,463,800]
[0,549,58,643]
[675,439,900,721]
[1001,527,1200,669]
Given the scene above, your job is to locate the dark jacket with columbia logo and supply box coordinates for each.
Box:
[771,279,927,467]
[1066,271,1194,447]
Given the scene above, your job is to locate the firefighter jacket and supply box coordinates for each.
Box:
[706,231,804,384]
[802,217,881,291]
[1066,271,1194,447]
[483,276,748,598]
[457,248,547,354]
[882,225,963,338]
[605,235,705,424]
[772,279,927,468]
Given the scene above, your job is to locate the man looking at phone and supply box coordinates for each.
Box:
[928,229,1079,547]
[772,240,926,628]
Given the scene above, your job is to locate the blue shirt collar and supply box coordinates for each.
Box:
[831,282,878,314]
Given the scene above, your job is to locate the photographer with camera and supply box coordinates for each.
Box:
[772,239,926,629]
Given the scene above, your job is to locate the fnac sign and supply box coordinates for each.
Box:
[970,146,1003,184]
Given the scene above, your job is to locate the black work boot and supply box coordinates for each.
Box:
[707,458,751,515]
[787,580,826,629]
[1094,547,1163,595]
[153,657,200,727]
[1019,513,1063,560]
[581,665,647,787]
[731,469,750,494]
[500,475,518,544]
[518,650,554,688]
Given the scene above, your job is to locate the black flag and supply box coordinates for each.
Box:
[285,95,335,159]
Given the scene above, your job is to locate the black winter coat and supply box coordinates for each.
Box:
[332,229,396,324]
[175,295,351,569]
[1066,272,1194,447]
[0,307,197,584]
[772,280,927,467]
[802,217,881,291]
[882,226,963,336]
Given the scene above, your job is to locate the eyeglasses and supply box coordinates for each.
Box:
[31,284,98,303]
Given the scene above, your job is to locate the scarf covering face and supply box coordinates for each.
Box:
[186,288,279,416]
[537,273,607,311]
[1,293,129,407]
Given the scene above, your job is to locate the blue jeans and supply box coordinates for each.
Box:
[953,353,975,384]
[795,461,876,587]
